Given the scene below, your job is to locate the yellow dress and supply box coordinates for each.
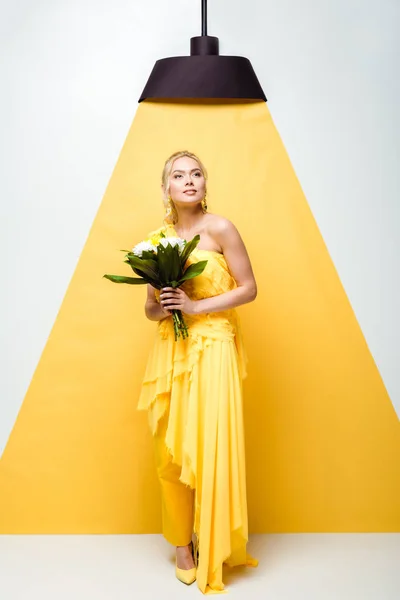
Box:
[137,224,257,594]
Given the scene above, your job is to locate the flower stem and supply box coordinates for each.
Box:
[172,309,188,341]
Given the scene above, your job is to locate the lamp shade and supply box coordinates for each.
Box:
[138,36,267,102]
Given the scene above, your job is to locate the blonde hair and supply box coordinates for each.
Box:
[161,150,208,225]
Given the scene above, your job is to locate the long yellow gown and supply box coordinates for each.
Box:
[137,223,257,594]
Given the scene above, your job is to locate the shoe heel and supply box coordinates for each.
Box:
[193,537,199,568]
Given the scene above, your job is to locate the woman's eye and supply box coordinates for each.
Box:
[174,172,201,179]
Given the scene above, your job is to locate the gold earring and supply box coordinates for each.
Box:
[165,195,175,223]
[201,192,208,213]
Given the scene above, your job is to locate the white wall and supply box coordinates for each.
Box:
[1,0,399,455]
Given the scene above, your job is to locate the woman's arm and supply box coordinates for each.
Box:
[194,218,257,314]
[160,218,257,315]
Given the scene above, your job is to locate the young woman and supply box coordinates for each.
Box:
[137,150,258,594]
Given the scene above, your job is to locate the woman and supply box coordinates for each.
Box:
[137,150,258,594]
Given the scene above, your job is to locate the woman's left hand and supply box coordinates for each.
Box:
[160,287,197,315]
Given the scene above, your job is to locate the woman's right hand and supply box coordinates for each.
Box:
[145,285,172,321]
[155,288,172,318]
[159,302,172,318]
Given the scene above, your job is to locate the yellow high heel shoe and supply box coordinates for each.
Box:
[175,540,197,585]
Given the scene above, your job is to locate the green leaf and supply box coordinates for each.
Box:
[177,260,208,284]
[156,244,171,285]
[179,235,200,267]
[125,253,158,269]
[126,254,158,279]
[117,260,156,284]
[141,250,157,260]
[103,274,148,285]
[131,267,150,279]
[168,245,182,282]
[129,267,160,288]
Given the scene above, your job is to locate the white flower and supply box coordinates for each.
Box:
[159,237,186,253]
[132,241,157,257]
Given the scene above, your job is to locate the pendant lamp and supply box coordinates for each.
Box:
[139,0,266,101]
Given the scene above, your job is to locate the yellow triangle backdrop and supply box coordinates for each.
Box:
[0,99,399,533]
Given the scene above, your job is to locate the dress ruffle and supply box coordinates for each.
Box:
[138,310,248,430]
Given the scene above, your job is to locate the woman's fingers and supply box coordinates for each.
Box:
[162,299,182,307]
[160,288,188,312]
[160,289,180,300]
[162,300,181,308]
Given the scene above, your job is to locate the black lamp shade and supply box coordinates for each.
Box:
[138,36,267,102]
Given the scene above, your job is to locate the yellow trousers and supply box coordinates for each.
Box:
[153,407,194,547]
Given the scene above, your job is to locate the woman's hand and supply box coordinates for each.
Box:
[160,287,197,315]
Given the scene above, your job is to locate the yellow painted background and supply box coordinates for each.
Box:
[0,100,399,533]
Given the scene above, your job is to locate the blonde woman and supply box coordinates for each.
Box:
[137,150,258,594]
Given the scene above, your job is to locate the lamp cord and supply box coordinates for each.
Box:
[202,0,207,36]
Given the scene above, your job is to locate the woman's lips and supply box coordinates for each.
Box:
[184,190,197,194]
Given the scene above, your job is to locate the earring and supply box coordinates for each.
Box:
[165,195,174,223]
[201,192,208,213]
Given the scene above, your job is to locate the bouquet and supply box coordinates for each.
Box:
[103,231,208,340]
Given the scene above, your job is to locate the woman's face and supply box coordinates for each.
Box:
[167,156,206,206]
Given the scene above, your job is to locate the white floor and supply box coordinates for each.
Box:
[0,534,399,599]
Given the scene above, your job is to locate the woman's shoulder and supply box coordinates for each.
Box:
[205,213,239,235]
[205,214,244,253]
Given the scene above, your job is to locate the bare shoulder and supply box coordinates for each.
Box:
[206,213,255,288]
[206,213,232,229]
[206,213,243,247]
